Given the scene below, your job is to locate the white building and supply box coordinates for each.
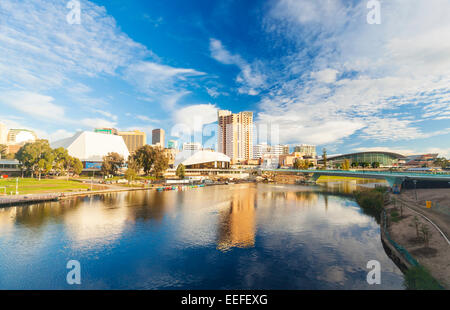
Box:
[218,110,253,162]
[271,144,289,156]
[51,131,130,162]
[182,142,202,151]
[294,144,316,157]
[253,143,270,159]
[174,150,231,169]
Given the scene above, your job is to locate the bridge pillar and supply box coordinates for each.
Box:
[385,176,404,193]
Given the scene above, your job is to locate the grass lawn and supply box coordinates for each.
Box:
[317,175,369,181]
[0,178,95,195]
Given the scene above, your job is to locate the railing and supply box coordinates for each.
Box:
[264,169,450,179]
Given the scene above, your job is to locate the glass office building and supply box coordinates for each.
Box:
[324,152,406,167]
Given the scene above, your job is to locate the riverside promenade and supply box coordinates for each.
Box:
[0,185,157,207]
[384,191,450,288]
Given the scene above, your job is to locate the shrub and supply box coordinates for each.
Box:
[404,265,442,290]
[353,188,385,223]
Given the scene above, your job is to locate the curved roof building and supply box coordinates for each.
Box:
[51,131,130,162]
[7,129,38,144]
[174,150,231,169]
[324,151,406,167]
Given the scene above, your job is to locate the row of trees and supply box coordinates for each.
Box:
[293,158,314,169]
[15,140,83,179]
[433,157,449,169]
[101,145,170,179]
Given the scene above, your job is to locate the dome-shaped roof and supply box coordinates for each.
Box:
[174,150,230,167]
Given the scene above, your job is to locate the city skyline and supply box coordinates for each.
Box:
[0,0,450,157]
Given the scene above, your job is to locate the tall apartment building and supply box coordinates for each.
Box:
[152,128,165,147]
[218,110,253,162]
[118,130,146,154]
[294,144,317,158]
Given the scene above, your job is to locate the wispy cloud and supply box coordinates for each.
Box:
[209,38,267,95]
[123,61,205,96]
[253,0,450,146]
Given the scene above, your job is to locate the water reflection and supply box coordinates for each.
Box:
[217,188,256,251]
[0,181,404,289]
[317,177,388,195]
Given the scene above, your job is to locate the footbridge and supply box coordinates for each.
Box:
[261,169,450,189]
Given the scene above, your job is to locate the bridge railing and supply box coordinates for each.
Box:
[264,169,450,179]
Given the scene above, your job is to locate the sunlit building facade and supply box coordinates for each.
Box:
[118,130,146,154]
[218,110,253,162]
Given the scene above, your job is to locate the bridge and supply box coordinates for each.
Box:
[261,169,450,189]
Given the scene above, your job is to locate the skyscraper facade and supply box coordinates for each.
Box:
[218,110,253,162]
[118,130,146,154]
[152,128,165,147]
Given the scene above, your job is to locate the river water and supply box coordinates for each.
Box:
[0,182,404,289]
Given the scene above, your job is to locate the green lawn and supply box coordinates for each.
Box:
[0,178,94,195]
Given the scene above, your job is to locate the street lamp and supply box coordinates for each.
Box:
[413,179,417,201]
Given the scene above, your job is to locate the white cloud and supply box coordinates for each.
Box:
[210,38,267,95]
[0,0,147,90]
[256,0,450,146]
[135,115,159,123]
[173,104,218,133]
[123,61,204,96]
[311,69,338,83]
[0,91,65,120]
[79,118,117,129]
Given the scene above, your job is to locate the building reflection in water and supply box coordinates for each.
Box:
[317,177,388,195]
[215,185,321,252]
[217,188,257,252]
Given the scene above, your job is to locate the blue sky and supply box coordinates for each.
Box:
[0,0,450,157]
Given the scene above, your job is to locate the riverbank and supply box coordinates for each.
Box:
[383,192,450,289]
[0,179,236,207]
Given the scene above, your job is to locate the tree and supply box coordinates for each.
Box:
[101,152,124,176]
[372,161,380,169]
[70,157,83,176]
[53,147,71,175]
[125,168,137,182]
[361,162,370,168]
[153,148,169,178]
[342,159,350,170]
[176,164,185,179]
[322,148,327,170]
[351,161,359,168]
[132,145,156,175]
[131,145,169,177]
[0,144,7,159]
[420,224,432,248]
[433,157,448,169]
[15,139,54,179]
[414,216,421,239]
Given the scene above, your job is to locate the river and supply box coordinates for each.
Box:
[0,181,404,289]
